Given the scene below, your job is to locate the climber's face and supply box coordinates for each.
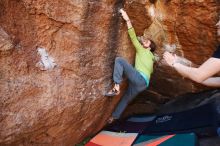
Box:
[217,19,220,36]
[139,36,153,51]
[142,39,151,49]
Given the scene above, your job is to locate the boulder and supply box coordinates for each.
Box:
[0,0,219,145]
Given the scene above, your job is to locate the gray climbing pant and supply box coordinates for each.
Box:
[112,57,148,119]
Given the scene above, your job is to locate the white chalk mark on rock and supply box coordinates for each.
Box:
[36,47,57,70]
[163,44,177,53]
[148,5,155,18]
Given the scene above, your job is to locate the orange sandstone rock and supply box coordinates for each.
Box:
[0,0,219,145]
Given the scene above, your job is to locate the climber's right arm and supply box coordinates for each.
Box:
[119,9,132,29]
[119,9,143,52]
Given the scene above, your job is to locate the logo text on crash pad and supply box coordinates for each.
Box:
[156,115,172,123]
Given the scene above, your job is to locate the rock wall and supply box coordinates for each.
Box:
[0,0,219,145]
[145,0,219,97]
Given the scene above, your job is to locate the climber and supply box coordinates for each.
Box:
[163,17,220,87]
[105,9,157,123]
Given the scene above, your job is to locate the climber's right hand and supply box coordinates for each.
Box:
[119,9,129,21]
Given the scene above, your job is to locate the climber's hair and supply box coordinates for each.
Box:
[149,39,156,53]
[149,0,157,4]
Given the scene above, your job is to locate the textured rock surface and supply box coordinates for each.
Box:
[145,0,219,97]
[0,0,219,145]
[0,27,13,52]
[0,0,127,145]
